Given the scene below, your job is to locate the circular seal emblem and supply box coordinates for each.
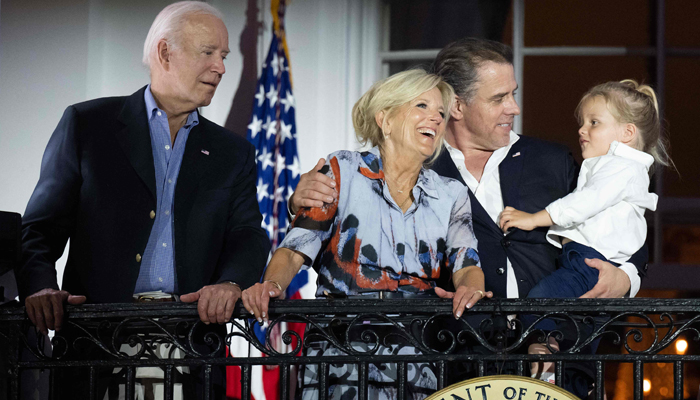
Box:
[426,375,580,400]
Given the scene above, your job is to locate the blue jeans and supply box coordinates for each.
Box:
[528,241,618,299]
[523,242,617,397]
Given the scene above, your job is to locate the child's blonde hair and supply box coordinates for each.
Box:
[575,79,673,174]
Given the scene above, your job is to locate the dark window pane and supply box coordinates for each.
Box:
[661,58,700,197]
[389,0,511,51]
[663,225,700,264]
[524,0,650,47]
[666,0,700,47]
[521,56,650,165]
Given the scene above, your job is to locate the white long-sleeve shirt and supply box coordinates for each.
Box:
[546,141,657,266]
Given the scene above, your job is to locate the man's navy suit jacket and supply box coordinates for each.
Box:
[431,135,648,298]
[18,86,271,303]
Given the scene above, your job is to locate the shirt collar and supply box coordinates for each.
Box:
[444,130,520,158]
[359,146,440,199]
[144,84,199,128]
[607,141,655,169]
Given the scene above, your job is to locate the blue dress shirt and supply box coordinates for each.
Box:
[134,85,199,294]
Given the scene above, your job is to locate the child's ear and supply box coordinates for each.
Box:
[621,123,638,146]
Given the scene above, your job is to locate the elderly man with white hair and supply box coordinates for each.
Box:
[17,1,269,397]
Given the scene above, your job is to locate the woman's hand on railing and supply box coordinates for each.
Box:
[435,286,493,319]
[241,281,284,325]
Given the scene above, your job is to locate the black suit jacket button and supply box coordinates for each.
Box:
[497,267,505,275]
[501,239,511,248]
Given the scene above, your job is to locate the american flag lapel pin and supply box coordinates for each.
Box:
[201,149,210,155]
[512,152,521,157]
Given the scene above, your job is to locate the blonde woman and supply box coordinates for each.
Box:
[243,69,491,399]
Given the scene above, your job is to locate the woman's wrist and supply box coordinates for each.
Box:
[264,280,283,292]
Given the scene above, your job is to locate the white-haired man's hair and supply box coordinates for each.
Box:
[142,1,224,67]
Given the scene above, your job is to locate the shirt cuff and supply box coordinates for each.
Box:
[279,227,322,267]
[619,262,641,298]
[544,201,566,227]
[287,202,296,221]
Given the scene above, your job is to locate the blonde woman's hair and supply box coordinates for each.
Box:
[352,69,455,163]
[575,79,674,174]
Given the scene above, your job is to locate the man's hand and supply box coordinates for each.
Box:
[579,258,631,298]
[289,158,336,215]
[25,288,87,335]
[180,282,242,324]
[435,286,493,319]
[500,207,540,232]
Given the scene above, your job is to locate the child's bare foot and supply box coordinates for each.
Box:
[529,337,559,383]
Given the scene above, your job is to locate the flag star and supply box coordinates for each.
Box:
[280,121,293,143]
[256,177,269,202]
[286,185,295,201]
[270,53,280,77]
[278,216,288,231]
[247,115,263,139]
[268,216,277,238]
[266,86,278,107]
[275,155,287,175]
[288,156,301,179]
[265,119,277,140]
[261,215,274,240]
[255,84,265,107]
[257,147,274,171]
[280,90,295,113]
[273,185,286,202]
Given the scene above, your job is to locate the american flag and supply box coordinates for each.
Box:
[247,35,301,251]
[227,2,308,399]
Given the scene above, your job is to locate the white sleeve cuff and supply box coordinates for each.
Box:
[619,262,641,298]
[545,200,570,228]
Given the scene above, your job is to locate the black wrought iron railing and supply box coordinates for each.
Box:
[1,298,698,400]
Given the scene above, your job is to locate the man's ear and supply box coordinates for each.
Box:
[621,123,638,146]
[449,96,464,121]
[157,40,171,70]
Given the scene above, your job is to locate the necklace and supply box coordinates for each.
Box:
[384,176,414,211]
[384,174,414,194]
[397,193,413,210]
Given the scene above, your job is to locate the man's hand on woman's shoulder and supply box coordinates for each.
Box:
[289,158,337,214]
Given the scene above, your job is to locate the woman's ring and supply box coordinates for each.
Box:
[475,290,485,298]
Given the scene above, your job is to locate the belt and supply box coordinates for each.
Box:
[133,294,178,303]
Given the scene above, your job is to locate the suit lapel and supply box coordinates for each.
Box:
[431,149,465,185]
[115,87,157,202]
[499,140,524,210]
[431,149,501,237]
[175,119,207,201]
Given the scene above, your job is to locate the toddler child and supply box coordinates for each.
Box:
[498,79,672,383]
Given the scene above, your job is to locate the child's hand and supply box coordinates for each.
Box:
[499,206,539,232]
